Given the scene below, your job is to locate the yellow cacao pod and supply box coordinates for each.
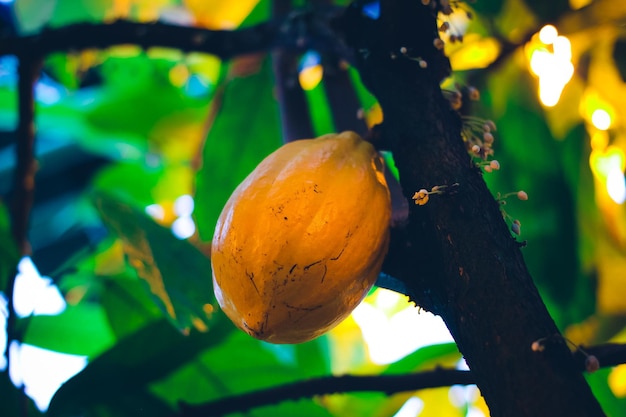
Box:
[211,131,391,344]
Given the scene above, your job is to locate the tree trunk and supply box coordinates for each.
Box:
[339,1,606,416]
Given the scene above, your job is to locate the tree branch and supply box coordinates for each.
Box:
[272,47,316,142]
[335,1,606,416]
[7,54,41,326]
[10,56,40,255]
[311,0,365,136]
[321,55,367,135]
[5,53,42,417]
[0,20,275,59]
[271,0,316,143]
[0,13,347,61]
[178,368,474,417]
[175,340,626,417]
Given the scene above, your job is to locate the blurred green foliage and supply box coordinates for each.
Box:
[1,0,626,416]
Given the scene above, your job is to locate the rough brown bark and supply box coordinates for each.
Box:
[339,1,605,416]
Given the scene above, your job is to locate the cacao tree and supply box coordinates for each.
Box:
[1,1,626,416]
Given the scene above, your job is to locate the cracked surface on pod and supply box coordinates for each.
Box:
[211,131,392,344]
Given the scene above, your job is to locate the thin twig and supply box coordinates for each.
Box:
[574,343,626,371]
[177,369,475,417]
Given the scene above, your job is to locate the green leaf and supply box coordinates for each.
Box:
[586,368,626,417]
[240,0,270,27]
[47,317,232,417]
[493,0,538,43]
[13,0,56,34]
[255,336,331,379]
[93,192,216,333]
[251,400,335,417]
[84,55,210,138]
[100,273,164,339]
[48,0,111,27]
[82,389,176,417]
[0,202,19,292]
[194,58,282,241]
[149,331,330,410]
[382,343,461,375]
[306,81,336,136]
[35,52,212,164]
[21,303,115,357]
[327,392,389,417]
[44,53,81,90]
[294,337,331,377]
[191,330,308,393]
[262,343,460,417]
[348,66,379,111]
[482,62,594,327]
[92,162,162,209]
[364,343,463,417]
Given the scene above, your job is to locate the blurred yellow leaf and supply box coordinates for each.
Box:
[151,165,195,211]
[569,0,593,9]
[590,146,626,249]
[472,392,491,416]
[596,239,626,315]
[186,53,222,85]
[608,364,626,397]
[448,35,501,71]
[168,63,190,87]
[565,316,600,346]
[494,0,538,43]
[586,29,626,133]
[590,146,625,181]
[107,45,143,58]
[94,239,126,276]
[365,103,383,128]
[150,114,208,163]
[418,387,465,417]
[184,0,260,29]
[580,88,617,130]
[543,75,585,139]
[108,0,172,21]
[327,314,378,375]
[110,0,130,18]
[299,65,324,91]
[559,0,626,34]
[368,288,415,317]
